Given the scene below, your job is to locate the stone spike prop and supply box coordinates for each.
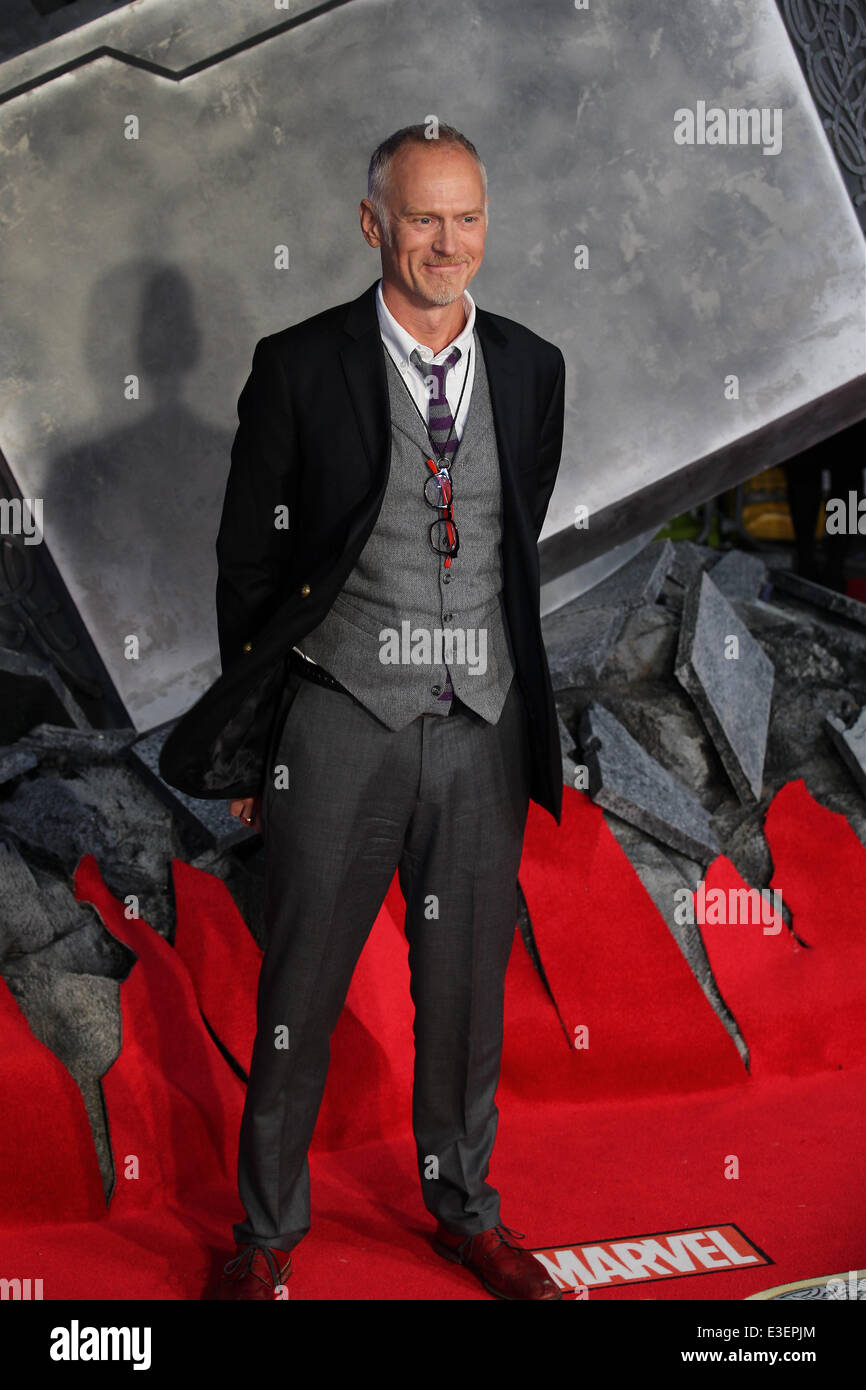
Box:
[675,571,774,804]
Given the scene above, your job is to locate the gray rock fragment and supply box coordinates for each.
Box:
[603,605,679,684]
[769,568,866,629]
[0,840,55,957]
[557,711,576,757]
[569,538,675,613]
[18,724,137,769]
[0,776,115,871]
[557,711,581,786]
[1,957,121,1063]
[129,724,254,852]
[708,549,768,601]
[68,763,177,937]
[0,646,90,742]
[578,701,720,859]
[824,706,866,796]
[606,691,722,804]
[732,601,857,694]
[0,766,177,936]
[542,606,627,687]
[675,571,774,804]
[4,911,133,980]
[668,540,717,590]
[761,595,866,687]
[543,541,676,687]
[0,746,39,784]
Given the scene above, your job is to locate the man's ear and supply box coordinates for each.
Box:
[360,199,383,248]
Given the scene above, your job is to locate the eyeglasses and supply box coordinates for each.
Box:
[424,459,459,557]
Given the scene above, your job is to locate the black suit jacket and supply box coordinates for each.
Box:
[159,279,566,824]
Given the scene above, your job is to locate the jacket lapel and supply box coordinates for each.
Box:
[339,282,391,494]
[474,310,524,486]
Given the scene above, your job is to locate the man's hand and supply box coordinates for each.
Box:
[229,796,262,832]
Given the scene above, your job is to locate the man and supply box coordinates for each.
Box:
[160,124,566,1300]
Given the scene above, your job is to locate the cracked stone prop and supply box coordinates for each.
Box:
[579,700,720,860]
[824,706,866,797]
[543,540,674,686]
[674,571,774,804]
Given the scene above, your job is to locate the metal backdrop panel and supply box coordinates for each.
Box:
[0,0,863,728]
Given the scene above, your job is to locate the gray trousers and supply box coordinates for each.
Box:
[232,668,531,1252]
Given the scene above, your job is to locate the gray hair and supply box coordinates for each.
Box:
[367,124,488,246]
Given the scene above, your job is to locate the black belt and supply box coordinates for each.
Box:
[287,649,454,718]
[289,648,353,696]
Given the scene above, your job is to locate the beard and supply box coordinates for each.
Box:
[418,265,467,306]
[425,283,463,306]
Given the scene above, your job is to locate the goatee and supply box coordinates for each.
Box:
[423,280,464,307]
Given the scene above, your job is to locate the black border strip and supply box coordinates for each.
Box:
[0,0,356,106]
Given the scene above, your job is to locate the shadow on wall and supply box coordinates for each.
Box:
[44,262,240,715]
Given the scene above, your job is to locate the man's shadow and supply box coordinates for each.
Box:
[45,262,241,726]
[39,263,262,1257]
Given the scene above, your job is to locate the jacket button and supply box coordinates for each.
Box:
[242,641,252,653]
[300,583,311,597]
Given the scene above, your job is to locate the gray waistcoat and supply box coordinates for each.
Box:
[296,332,516,729]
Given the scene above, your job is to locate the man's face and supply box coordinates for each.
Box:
[362,143,488,307]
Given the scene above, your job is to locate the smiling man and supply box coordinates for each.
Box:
[163,123,566,1301]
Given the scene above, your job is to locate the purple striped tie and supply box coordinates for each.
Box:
[410,345,462,705]
[410,346,462,463]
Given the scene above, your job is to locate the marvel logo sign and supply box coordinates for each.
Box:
[531,1224,770,1292]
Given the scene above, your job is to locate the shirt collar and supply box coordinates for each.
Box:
[376,277,475,367]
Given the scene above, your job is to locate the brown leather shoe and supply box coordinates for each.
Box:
[214,1243,293,1300]
[433,1222,562,1300]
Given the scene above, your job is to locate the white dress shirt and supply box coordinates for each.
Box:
[376,278,476,442]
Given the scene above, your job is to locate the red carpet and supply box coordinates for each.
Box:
[0,780,863,1299]
[0,977,104,1227]
[699,781,865,1078]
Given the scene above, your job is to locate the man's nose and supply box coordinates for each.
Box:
[431,223,460,255]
